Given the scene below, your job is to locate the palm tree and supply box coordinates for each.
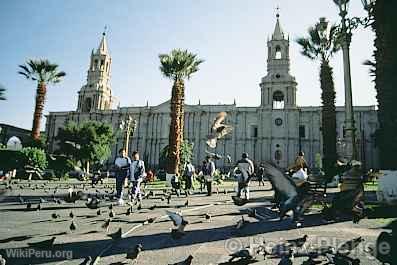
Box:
[296,18,341,177]
[159,49,204,175]
[368,0,397,169]
[18,59,66,141]
[0,84,6,101]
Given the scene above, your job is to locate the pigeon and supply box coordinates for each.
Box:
[167,194,172,205]
[325,253,360,265]
[228,245,259,262]
[286,235,308,248]
[248,208,257,218]
[108,228,122,240]
[184,200,189,208]
[126,207,133,216]
[149,205,157,210]
[337,237,364,255]
[79,256,92,265]
[126,243,143,261]
[28,237,56,249]
[206,112,233,148]
[278,249,293,265]
[86,198,100,209]
[224,189,227,195]
[70,220,77,231]
[69,211,74,219]
[160,196,165,201]
[97,209,101,216]
[236,216,248,230]
[109,204,113,210]
[205,213,212,222]
[146,217,157,224]
[36,203,41,211]
[26,203,32,210]
[51,213,60,219]
[102,219,111,231]
[169,254,194,265]
[109,210,115,218]
[137,203,142,210]
[166,210,188,239]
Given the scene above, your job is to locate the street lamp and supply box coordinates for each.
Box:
[332,0,357,161]
[119,115,137,155]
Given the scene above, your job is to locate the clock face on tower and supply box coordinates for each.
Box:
[275,118,283,126]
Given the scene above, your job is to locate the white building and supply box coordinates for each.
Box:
[45,16,379,169]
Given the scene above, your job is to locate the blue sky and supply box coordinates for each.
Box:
[0,0,376,129]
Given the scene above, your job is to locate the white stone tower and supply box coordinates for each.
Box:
[77,30,113,112]
[260,12,297,109]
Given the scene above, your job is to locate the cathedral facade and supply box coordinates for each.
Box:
[45,17,379,170]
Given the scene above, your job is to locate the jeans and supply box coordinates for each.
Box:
[130,179,142,201]
[116,173,127,199]
[237,182,250,200]
[206,181,212,196]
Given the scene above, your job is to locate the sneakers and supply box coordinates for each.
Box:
[118,198,125,206]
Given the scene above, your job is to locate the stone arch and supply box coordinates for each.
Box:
[272,90,285,109]
[275,45,282,59]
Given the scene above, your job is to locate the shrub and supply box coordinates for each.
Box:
[20,147,47,170]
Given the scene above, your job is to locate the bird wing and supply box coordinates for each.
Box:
[337,237,363,254]
[166,210,183,226]
[262,162,298,200]
[212,112,227,131]
[216,125,233,139]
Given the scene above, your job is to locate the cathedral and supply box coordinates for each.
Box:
[45,15,379,170]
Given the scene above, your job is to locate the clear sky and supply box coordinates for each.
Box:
[0,0,376,130]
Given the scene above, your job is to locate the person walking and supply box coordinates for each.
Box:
[183,161,195,195]
[203,156,216,196]
[234,153,254,200]
[129,151,146,204]
[114,148,131,206]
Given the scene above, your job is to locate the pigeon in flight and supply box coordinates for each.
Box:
[166,210,188,239]
[206,112,233,148]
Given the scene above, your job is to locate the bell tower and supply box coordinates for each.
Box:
[260,12,297,109]
[77,30,113,112]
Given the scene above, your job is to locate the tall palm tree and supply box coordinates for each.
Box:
[0,84,6,101]
[18,59,66,141]
[296,17,341,177]
[159,49,204,175]
[368,0,397,169]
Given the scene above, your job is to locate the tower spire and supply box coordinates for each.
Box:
[97,26,108,54]
[272,6,284,40]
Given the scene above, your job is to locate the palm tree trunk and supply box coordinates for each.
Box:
[167,79,184,174]
[320,60,337,177]
[32,82,46,141]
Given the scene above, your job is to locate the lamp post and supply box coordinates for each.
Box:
[333,0,357,161]
[119,116,137,156]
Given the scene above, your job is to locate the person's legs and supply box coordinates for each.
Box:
[237,182,243,198]
[115,174,124,199]
[206,181,212,196]
[245,183,250,200]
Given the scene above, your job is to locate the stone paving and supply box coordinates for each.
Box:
[0,180,391,265]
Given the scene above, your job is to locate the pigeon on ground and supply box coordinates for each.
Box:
[146,217,157,224]
[166,210,188,239]
[337,237,364,256]
[169,255,194,265]
[228,245,260,262]
[36,203,41,211]
[108,228,122,240]
[248,208,257,218]
[97,209,101,216]
[137,203,142,210]
[126,243,143,261]
[26,203,32,210]
[184,200,189,208]
[109,204,113,210]
[79,256,92,265]
[126,206,133,216]
[236,216,248,230]
[149,205,157,210]
[325,253,360,265]
[51,213,60,219]
[70,220,77,231]
[206,112,233,148]
[286,235,308,248]
[86,198,100,209]
[205,213,212,222]
[102,218,111,231]
[167,194,172,205]
[69,211,74,219]
[278,249,293,265]
[109,210,115,218]
[28,237,56,249]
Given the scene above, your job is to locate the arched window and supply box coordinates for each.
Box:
[275,46,282,59]
[272,91,285,109]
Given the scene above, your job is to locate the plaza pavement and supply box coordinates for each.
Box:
[0,179,390,265]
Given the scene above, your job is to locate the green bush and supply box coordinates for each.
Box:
[20,147,47,170]
[47,155,75,178]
